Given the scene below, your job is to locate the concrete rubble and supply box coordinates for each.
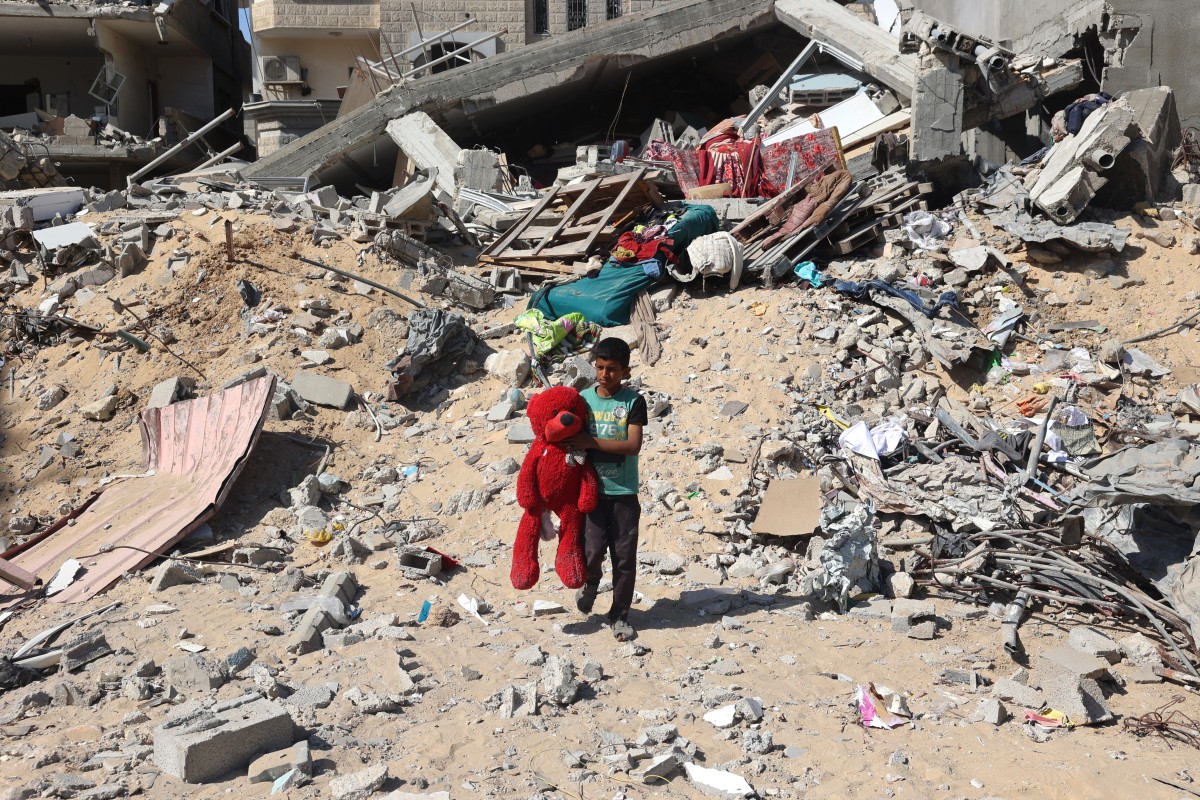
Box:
[2,3,1200,798]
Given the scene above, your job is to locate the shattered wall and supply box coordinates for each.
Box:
[1101,1,1200,129]
[909,0,1200,130]
[906,0,1103,54]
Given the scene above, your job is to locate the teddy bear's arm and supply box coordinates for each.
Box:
[578,462,600,514]
[516,443,544,512]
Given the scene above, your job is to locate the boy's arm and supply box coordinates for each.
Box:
[584,424,642,456]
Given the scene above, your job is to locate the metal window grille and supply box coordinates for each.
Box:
[567,0,587,31]
[534,0,549,34]
[606,0,621,19]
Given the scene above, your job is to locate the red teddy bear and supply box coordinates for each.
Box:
[510,385,599,590]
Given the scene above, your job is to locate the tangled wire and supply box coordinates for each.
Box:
[1123,696,1200,750]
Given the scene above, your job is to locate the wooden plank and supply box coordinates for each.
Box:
[0,557,40,590]
[481,186,560,257]
[533,176,603,256]
[576,169,645,256]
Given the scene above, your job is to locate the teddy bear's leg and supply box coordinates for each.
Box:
[510,510,543,590]
[553,505,588,589]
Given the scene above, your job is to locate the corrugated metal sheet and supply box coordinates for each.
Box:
[0,376,276,604]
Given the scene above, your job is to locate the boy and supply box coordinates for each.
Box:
[563,337,646,641]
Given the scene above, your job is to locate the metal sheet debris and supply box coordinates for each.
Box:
[0,376,275,604]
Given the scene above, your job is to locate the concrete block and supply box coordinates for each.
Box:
[318,571,359,605]
[496,680,539,718]
[484,350,530,387]
[631,751,683,784]
[1067,627,1122,664]
[992,678,1043,709]
[561,356,596,392]
[286,607,338,655]
[396,547,441,577]
[971,698,1008,725]
[1039,673,1113,725]
[153,694,294,783]
[147,377,196,410]
[487,401,515,422]
[330,762,388,800]
[150,559,203,591]
[163,653,226,693]
[291,370,354,409]
[59,629,113,673]
[507,419,535,444]
[1037,645,1111,680]
[247,741,311,783]
[890,598,935,631]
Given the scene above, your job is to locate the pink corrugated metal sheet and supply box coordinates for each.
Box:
[0,375,276,604]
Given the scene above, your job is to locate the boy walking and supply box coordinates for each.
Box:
[563,337,646,641]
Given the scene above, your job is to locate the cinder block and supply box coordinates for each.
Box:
[396,547,441,577]
[286,607,337,655]
[153,694,294,783]
[318,571,359,605]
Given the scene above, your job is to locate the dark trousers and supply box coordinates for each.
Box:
[583,493,641,621]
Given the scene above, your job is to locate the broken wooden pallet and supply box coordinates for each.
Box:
[477,170,664,266]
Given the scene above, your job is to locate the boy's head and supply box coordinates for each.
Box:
[592,337,631,393]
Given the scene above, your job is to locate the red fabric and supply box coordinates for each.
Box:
[511,386,599,590]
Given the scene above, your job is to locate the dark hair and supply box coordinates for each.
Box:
[593,337,631,368]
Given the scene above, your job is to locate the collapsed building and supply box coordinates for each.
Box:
[0,0,250,188]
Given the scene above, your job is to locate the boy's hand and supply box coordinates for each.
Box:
[561,433,596,451]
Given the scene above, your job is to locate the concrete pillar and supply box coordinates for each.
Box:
[910,50,964,162]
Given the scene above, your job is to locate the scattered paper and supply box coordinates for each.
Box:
[457,593,488,626]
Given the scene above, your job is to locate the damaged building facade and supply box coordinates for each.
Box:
[0,0,250,187]
[244,0,658,155]
[908,0,1200,139]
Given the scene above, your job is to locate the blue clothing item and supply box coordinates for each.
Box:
[833,279,960,319]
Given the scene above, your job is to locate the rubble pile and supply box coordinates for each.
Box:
[2,6,1200,799]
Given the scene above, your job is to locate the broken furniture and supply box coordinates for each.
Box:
[477,169,665,277]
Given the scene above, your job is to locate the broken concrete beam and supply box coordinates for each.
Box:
[153,694,295,783]
[910,51,964,162]
[1028,98,1137,223]
[291,370,353,409]
[240,0,775,183]
[774,0,917,99]
[456,148,502,192]
[386,112,462,199]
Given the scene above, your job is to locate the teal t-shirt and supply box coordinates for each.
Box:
[582,385,647,496]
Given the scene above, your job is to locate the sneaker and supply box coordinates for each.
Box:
[611,619,636,642]
[575,584,597,614]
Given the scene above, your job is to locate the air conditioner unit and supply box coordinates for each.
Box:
[261,56,302,84]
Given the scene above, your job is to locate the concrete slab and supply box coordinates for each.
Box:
[291,370,354,409]
[386,112,461,198]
